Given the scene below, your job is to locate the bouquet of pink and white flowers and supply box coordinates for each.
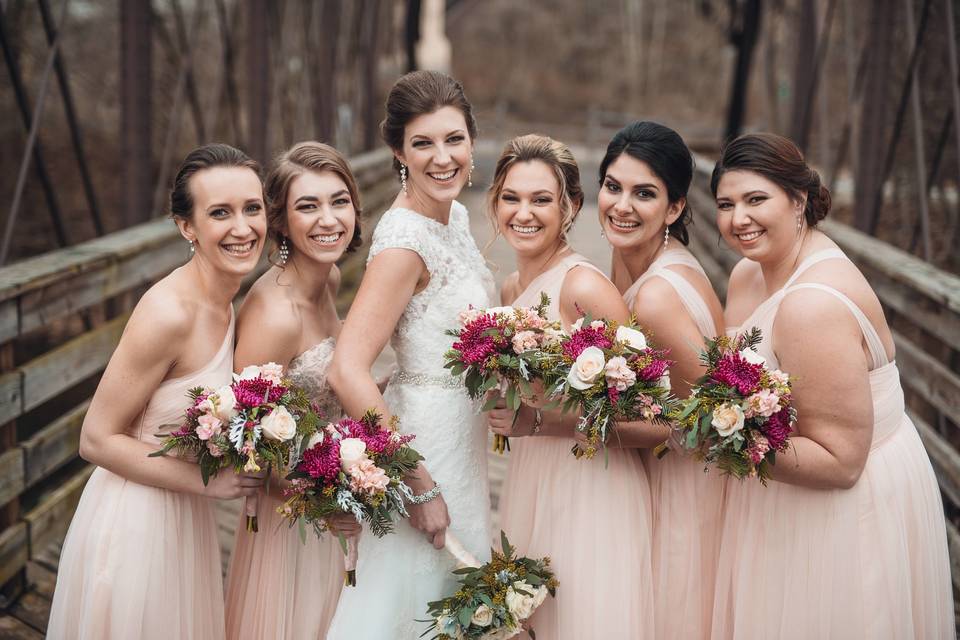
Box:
[539,316,676,460]
[670,328,795,483]
[444,293,562,454]
[279,410,423,586]
[421,532,557,640]
[152,362,320,532]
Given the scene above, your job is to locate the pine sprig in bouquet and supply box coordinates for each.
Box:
[279,409,423,585]
[444,293,562,454]
[538,316,676,460]
[421,532,558,640]
[670,328,795,483]
[151,363,320,532]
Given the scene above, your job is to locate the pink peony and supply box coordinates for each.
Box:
[347,458,390,495]
[604,356,637,391]
[259,362,284,385]
[711,352,764,395]
[745,389,781,419]
[195,414,222,440]
[768,369,790,386]
[512,330,539,354]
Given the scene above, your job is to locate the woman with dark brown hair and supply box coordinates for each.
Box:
[711,133,952,639]
[326,70,494,639]
[222,141,362,640]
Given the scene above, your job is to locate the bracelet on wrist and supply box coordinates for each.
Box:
[531,408,543,435]
[408,482,442,505]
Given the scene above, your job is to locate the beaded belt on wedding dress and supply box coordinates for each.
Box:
[392,369,464,389]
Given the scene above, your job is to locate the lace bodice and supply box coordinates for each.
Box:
[287,337,341,422]
[367,202,495,375]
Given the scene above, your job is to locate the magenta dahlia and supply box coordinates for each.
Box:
[562,327,612,360]
[711,353,763,395]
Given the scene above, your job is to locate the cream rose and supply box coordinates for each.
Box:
[712,402,745,437]
[570,317,585,332]
[659,374,671,392]
[616,325,648,351]
[567,346,606,390]
[471,604,494,627]
[260,406,297,441]
[339,438,368,470]
[739,348,766,366]
[505,581,537,620]
[532,584,549,607]
[306,430,325,449]
[214,385,238,420]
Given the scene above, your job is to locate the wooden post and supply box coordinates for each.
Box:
[246,0,270,164]
[901,0,932,259]
[120,0,153,227]
[789,0,817,150]
[723,0,762,142]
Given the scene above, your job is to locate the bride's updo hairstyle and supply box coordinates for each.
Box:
[599,121,694,245]
[710,132,832,227]
[486,134,584,241]
[380,70,479,177]
[170,143,261,219]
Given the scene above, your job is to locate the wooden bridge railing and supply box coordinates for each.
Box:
[0,147,395,601]
[687,156,960,590]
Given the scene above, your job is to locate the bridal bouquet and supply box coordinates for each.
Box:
[152,362,318,532]
[279,410,423,586]
[670,328,795,483]
[444,293,561,453]
[538,316,676,459]
[422,532,558,640]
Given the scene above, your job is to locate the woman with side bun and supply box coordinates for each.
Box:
[48,144,268,639]
[223,141,363,640]
[599,121,726,640]
[711,133,953,639]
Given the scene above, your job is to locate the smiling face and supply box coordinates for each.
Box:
[283,169,356,265]
[597,153,682,251]
[396,106,472,205]
[495,160,564,259]
[715,169,804,262]
[177,166,266,277]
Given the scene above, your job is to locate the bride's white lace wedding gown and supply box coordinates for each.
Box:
[326,202,494,639]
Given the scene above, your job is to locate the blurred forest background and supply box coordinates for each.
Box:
[1,0,958,271]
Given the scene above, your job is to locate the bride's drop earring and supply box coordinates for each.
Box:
[400,164,408,196]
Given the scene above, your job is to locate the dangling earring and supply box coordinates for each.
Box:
[468,157,475,188]
[188,239,195,254]
[663,226,670,249]
[400,164,408,196]
[279,237,290,265]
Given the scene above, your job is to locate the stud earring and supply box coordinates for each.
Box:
[468,158,475,188]
[400,164,408,196]
[188,239,195,254]
[663,226,670,249]
[279,237,290,265]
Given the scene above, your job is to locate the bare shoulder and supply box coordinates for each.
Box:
[632,275,685,323]
[237,276,302,344]
[728,257,762,291]
[500,271,520,305]
[128,275,193,343]
[561,265,628,321]
[561,264,620,300]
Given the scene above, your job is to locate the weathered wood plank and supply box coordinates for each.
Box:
[913,410,960,509]
[947,520,960,592]
[20,315,128,414]
[24,466,94,558]
[7,591,49,634]
[895,333,960,418]
[19,240,184,335]
[0,299,17,345]
[25,561,56,600]
[0,615,43,640]
[22,401,89,488]
[0,522,28,586]
[0,369,23,424]
[0,448,25,508]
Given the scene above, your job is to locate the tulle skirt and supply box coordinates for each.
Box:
[224,490,344,640]
[711,417,954,639]
[498,436,655,640]
[642,450,726,640]
[47,467,225,640]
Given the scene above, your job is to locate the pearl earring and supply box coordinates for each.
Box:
[188,239,195,253]
[400,165,408,196]
[279,238,289,265]
[663,226,670,249]
[468,158,475,188]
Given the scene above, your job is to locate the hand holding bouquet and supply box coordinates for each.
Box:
[670,328,795,483]
[444,293,562,453]
[152,362,319,532]
[278,410,423,585]
[422,532,557,640]
[538,316,676,459]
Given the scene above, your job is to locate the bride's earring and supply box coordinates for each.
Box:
[188,239,195,254]
[400,164,408,196]
[279,237,290,265]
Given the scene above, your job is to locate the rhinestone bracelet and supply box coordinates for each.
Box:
[407,482,442,505]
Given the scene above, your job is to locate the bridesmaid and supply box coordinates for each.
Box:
[711,133,954,638]
[48,144,268,639]
[223,142,362,640]
[599,121,725,640]
[486,134,655,639]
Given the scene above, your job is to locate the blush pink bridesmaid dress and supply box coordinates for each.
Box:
[712,248,954,639]
[499,251,655,640]
[624,247,726,640]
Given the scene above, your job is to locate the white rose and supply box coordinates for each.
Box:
[471,604,494,627]
[532,585,548,607]
[739,348,766,366]
[505,581,537,620]
[659,374,671,392]
[339,438,368,470]
[570,317,585,332]
[566,346,606,390]
[215,385,238,420]
[712,402,745,437]
[237,364,263,381]
[485,306,515,318]
[616,325,648,351]
[260,405,297,441]
[305,430,324,449]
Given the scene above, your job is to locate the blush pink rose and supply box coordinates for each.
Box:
[744,389,781,419]
[604,356,637,391]
[511,330,539,354]
[195,414,222,441]
[347,458,390,495]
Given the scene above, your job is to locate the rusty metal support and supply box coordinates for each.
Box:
[246,0,270,164]
[120,0,153,226]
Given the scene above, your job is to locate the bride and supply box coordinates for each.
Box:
[325,70,494,638]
